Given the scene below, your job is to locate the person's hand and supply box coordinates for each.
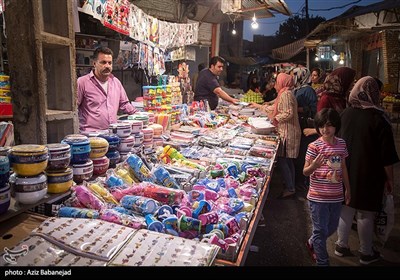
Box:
[231,98,240,105]
[249,102,261,109]
[303,128,317,137]
[384,179,393,195]
[311,154,324,170]
[345,189,351,205]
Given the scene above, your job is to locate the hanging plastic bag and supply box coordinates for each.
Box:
[374,194,395,246]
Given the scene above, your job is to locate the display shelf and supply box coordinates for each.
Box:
[45,109,76,122]
[214,176,271,266]
[0,191,72,223]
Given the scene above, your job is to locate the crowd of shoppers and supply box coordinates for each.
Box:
[249,65,399,266]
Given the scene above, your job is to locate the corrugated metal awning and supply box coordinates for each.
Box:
[222,55,271,65]
[185,0,291,24]
[271,38,306,61]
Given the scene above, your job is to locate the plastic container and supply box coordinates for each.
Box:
[72,159,93,184]
[46,168,73,193]
[9,172,47,193]
[109,122,131,138]
[0,184,11,214]
[92,156,110,176]
[61,134,91,164]
[46,143,71,171]
[0,155,10,188]
[58,206,99,219]
[10,173,48,205]
[98,133,120,151]
[105,149,120,169]
[118,135,135,152]
[120,195,158,215]
[130,120,143,134]
[142,128,154,141]
[133,132,144,147]
[89,137,109,159]
[13,187,47,205]
[9,145,49,176]
[145,213,164,232]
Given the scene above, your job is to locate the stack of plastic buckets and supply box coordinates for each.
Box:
[0,154,10,214]
[62,134,93,184]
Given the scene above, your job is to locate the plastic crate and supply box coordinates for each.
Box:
[31,191,71,216]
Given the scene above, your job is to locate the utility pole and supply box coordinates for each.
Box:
[305,0,310,68]
[305,0,309,34]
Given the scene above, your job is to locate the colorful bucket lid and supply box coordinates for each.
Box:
[89,137,109,148]
[46,143,71,152]
[62,134,89,144]
[98,133,120,145]
[10,144,48,155]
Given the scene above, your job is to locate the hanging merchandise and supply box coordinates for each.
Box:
[79,0,106,20]
[149,17,159,46]
[116,41,133,70]
[129,5,145,42]
[103,0,130,35]
[158,21,170,51]
[147,45,154,76]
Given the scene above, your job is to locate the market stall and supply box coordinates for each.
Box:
[0,102,278,266]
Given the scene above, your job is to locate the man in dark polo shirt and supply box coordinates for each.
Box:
[194,56,239,110]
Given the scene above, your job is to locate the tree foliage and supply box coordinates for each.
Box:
[275,15,325,45]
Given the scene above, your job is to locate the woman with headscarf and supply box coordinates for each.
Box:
[334,76,399,265]
[304,66,356,137]
[251,73,301,198]
[292,67,318,190]
[317,66,356,114]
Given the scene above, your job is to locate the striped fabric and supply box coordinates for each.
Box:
[305,137,348,203]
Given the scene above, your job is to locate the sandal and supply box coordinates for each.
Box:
[306,240,317,263]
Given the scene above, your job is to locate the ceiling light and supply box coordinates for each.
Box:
[251,20,258,29]
[232,20,237,35]
[251,13,258,29]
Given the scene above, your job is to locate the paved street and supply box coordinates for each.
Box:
[245,128,400,267]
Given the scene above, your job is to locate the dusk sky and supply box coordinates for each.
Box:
[243,0,383,41]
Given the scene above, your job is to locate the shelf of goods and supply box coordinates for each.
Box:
[0,74,12,118]
[75,34,110,76]
[142,85,182,125]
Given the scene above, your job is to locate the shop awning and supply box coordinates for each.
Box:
[222,56,272,66]
[271,38,306,61]
[184,0,292,24]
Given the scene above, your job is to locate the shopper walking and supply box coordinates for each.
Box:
[335,76,399,265]
[303,108,351,266]
[303,66,356,137]
[292,67,318,190]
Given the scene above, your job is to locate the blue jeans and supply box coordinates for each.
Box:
[277,157,295,192]
[308,201,343,266]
